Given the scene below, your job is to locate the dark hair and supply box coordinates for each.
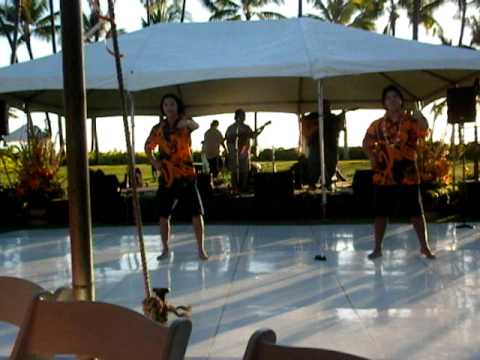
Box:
[234,108,245,120]
[382,85,404,107]
[160,93,185,117]
[211,120,219,127]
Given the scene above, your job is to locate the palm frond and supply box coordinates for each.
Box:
[255,10,286,19]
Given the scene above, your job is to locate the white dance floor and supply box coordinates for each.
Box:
[0,223,479,359]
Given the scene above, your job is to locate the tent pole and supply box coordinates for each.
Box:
[128,92,136,164]
[317,80,327,218]
[60,0,94,301]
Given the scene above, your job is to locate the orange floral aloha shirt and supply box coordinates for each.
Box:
[363,113,428,186]
[145,121,196,188]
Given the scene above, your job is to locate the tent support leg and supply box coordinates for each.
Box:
[317,80,327,219]
[60,0,94,301]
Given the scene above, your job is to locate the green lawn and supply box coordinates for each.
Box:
[0,160,477,190]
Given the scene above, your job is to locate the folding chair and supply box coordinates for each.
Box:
[11,296,192,360]
[0,276,45,327]
[243,328,370,360]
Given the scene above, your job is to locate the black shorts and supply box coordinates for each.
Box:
[156,179,204,218]
[373,185,424,218]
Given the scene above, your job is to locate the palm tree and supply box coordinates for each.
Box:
[454,0,480,46]
[201,0,285,21]
[471,16,480,48]
[47,0,55,52]
[0,0,22,64]
[181,0,187,22]
[383,0,399,35]
[307,0,384,31]
[141,0,151,25]
[0,0,59,142]
[398,0,444,40]
[83,12,108,42]
[0,0,59,60]
[140,0,187,26]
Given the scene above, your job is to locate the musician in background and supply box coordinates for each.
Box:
[203,120,226,180]
[301,101,342,190]
[225,109,268,193]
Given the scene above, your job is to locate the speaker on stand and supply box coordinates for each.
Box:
[0,101,9,146]
[447,86,477,229]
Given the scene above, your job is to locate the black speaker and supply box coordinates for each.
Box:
[447,87,477,124]
[352,170,373,197]
[459,180,480,215]
[0,101,8,136]
[197,173,212,198]
[255,171,294,200]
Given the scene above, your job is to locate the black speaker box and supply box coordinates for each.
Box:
[255,171,294,200]
[0,101,8,136]
[197,173,212,198]
[353,170,373,197]
[352,170,374,214]
[447,87,477,124]
[459,181,480,215]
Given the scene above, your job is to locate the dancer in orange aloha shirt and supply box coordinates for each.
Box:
[145,94,208,260]
[363,85,435,260]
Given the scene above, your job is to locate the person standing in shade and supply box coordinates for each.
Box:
[203,120,226,180]
[362,85,435,260]
[145,93,208,260]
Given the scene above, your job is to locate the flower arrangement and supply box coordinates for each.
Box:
[1,132,64,208]
[417,138,451,186]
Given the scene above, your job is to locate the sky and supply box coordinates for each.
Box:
[1,0,479,152]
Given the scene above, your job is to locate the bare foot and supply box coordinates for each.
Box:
[198,249,209,260]
[421,248,436,259]
[368,250,382,260]
[156,248,169,260]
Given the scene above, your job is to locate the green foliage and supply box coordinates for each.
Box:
[140,0,190,26]
[89,164,158,186]
[338,146,368,160]
[308,0,384,31]
[87,151,149,165]
[0,136,64,207]
[200,0,285,21]
[257,147,301,161]
[0,0,60,59]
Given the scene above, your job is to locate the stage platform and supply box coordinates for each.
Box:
[1,223,479,359]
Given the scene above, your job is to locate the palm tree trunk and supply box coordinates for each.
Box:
[25,106,34,142]
[390,0,396,36]
[48,0,57,53]
[48,0,59,144]
[0,17,15,55]
[91,117,99,164]
[412,0,420,40]
[181,0,186,22]
[45,112,52,137]
[458,0,467,46]
[10,0,22,64]
[89,0,100,42]
[146,0,151,26]
[58,116,65,156]
[25,27,34,60]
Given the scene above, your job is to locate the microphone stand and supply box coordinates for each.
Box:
[235,124,240,193]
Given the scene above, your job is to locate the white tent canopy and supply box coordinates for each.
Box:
[0,18,479,117]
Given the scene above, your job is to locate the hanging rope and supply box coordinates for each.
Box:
[107,0,192,323]
[106,0,151,303]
